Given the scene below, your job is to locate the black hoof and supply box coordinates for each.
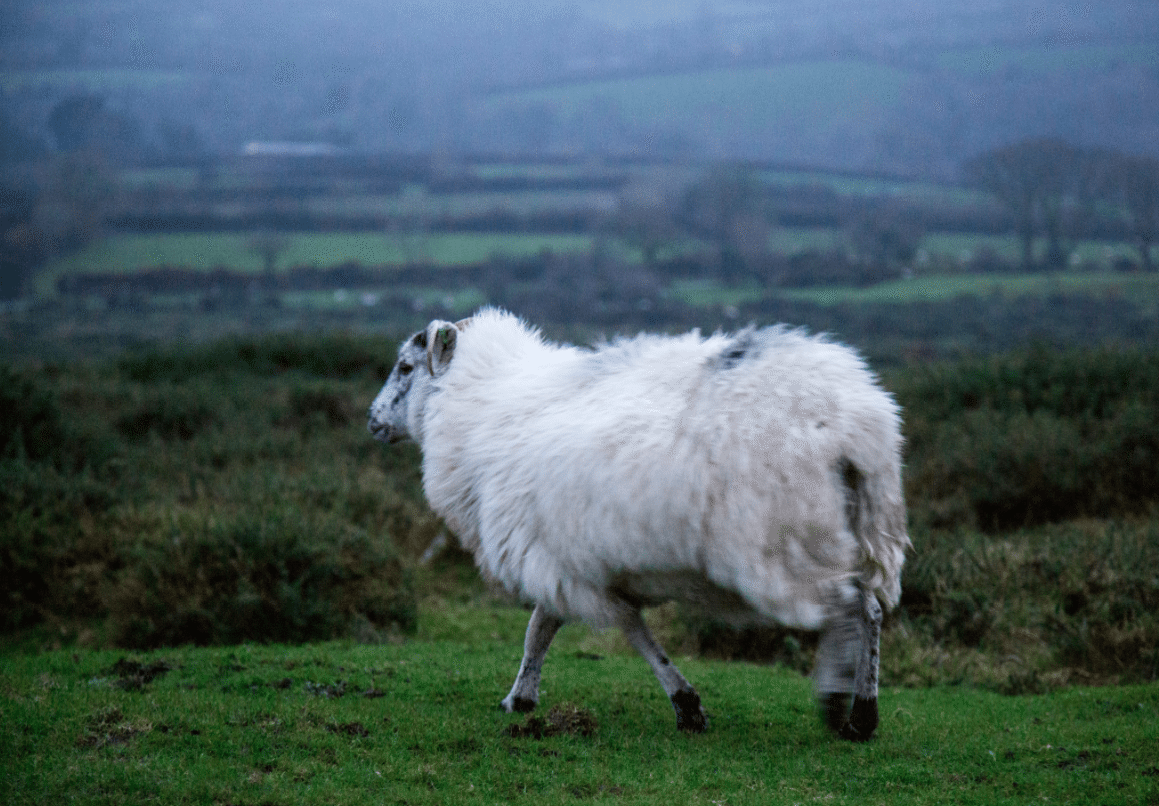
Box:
[671,688,707,733]
[837,696,878,742]
[822,692,851,733]
[503,697,537,713]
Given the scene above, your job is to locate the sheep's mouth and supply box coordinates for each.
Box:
[367,421,399,443]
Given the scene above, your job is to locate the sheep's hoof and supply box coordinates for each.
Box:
[501,696,537,713]
[837,696,877,742]
[671,688,707,733]
[821,692,851,733]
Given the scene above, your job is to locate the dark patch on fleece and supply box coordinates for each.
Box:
[716,329,762,370]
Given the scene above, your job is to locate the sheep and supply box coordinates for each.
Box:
[367,308,908,740]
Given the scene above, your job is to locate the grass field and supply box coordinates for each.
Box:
[307,187,619,219]
[3,614,1157,806]
[41,232,593,287]
[44,226,1141,291]
[480,60,909,145]
[773,269,1159,307]
[666,269,1159,311]
[3,328,1158,804]
[919,232,1138,267]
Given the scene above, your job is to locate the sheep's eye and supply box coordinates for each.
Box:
[398,363,413,376]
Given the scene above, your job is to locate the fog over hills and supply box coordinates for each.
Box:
[3,0,1158,175]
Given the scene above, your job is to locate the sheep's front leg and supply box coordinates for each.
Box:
[616,606,707,733]
[501,604,564,713]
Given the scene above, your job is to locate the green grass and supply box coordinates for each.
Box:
[42,232,593,287]
[668,266,1159,309]
[766,225,844,254]
[758,170,987,206]
[668,279,768,308]
[919,232,1139,267]
[280,286,488,316]
[307,188,618,219]
[774,269,1159,307]
[4,333,1159,803]
[3,625,1157,806]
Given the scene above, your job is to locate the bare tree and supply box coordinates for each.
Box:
[246,229,291,276]
[387,184,433,267]
[610,201,682,270]
[678,162,768,279]
[963,137,1082,271]
[846,204,924,284]
[1113,152,1159,272]
[34,149,120,256]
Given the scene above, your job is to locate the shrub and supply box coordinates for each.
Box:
[899,520,1159,686]
[0,366,122,629]
[899,346,1159,531]
[108,509,416,648]
[1,342,427,641]
[0,460,119,630]
[0,365,118,472]
[118,333,392,383]
[116,382,222,441]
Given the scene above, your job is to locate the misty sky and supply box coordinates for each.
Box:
[3,0,1158,174]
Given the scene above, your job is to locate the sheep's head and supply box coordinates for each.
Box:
[367,319,464,444]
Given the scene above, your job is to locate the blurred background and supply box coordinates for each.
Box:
[2,0,1158,358]
[2,2,1158,690]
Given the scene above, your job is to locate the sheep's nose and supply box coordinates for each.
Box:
[367,420,392,442]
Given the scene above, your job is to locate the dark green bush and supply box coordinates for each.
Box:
[899,346,1159,531]
[281,380,355,436]
[116,382,222,441]
[108,510,415,648]
[895,520,1159,686]
[1,366,122,629]
[0,343,425,642]
[896,344,1159,423]
[0,365,119,472]
[0,366,66,464]
[682,616,814,673]
[118,333,393,383]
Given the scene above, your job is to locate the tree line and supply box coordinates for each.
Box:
[963,138,1159,273]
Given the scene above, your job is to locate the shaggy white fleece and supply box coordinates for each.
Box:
[383,309,908,630]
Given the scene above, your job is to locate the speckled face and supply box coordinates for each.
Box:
[367,330,428,444]
[367,319,461,445]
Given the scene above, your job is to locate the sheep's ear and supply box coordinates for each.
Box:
[425,320,458,375]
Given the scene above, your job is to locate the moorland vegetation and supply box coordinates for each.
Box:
[3,333,1156,695]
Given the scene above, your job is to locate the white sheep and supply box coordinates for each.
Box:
[368,308,908,740]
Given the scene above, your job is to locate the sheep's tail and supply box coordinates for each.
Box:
[842,458,910,609]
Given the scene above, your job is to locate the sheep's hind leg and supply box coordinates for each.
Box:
[501,603,564,713]
[816,584,881,741]
[841,590,883,742]
[814,608,858,735]
[616,606,707,733]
